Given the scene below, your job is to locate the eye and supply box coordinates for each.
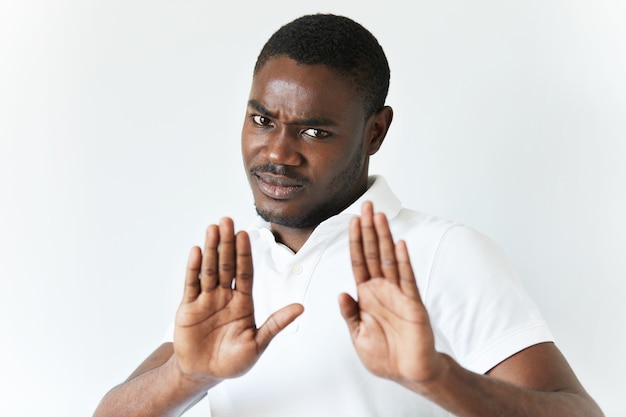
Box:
[251,115,272,126]
[301,128,330,139]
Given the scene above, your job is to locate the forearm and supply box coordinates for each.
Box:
[93,355,217,417]
[411,354,604,417]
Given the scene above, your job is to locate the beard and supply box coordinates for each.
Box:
[255,195,349,229]
[252,150,366,229]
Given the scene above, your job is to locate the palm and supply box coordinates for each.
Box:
[176,288,260,378]
[347,278,436,382]
[340,202,444,385]
[174,218,303,381]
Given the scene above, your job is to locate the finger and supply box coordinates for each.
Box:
[349,216,370,284]
[233,231,253,295]
[218,218,236,289]
[182,246,202,302]
[255,303,304,352]
[373,212,399,285]
[200,224,219,292]
[338,293,361,338]
[360,201,383,278]
[396,240,422,301]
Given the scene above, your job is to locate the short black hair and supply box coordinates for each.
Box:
[254,14,390,117]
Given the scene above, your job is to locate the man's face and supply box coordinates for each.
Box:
[242,56,378,229]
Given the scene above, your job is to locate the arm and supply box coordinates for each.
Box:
[339,201,603,417]
[93,343,209,417]
[93,218,303,417]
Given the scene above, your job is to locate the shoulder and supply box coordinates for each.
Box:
[389,208,500,268]
[389,207,526,305]
[390,208,506,268]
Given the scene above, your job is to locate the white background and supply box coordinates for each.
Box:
[1,0,624,415]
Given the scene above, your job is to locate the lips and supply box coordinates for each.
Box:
[254,172,304,200]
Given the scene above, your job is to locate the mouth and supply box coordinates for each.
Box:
[254,172,304,200]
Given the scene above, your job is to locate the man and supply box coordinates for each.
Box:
[93,14,603,417]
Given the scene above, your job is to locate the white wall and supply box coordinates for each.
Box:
[1,0,624,415]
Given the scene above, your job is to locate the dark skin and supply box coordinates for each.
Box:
[93,57,603,417]
[241,57,390,252]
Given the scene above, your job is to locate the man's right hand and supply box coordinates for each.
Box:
[173,217,304,384]
[92,219,303,417]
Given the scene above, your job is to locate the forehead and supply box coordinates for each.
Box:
[249,56,365,120]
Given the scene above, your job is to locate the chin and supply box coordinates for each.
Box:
[256,195,350,229]
[255,205,322,229]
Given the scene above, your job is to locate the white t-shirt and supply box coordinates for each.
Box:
[175,176,553,417]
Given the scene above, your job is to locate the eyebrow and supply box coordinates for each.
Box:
[247,100,338,127]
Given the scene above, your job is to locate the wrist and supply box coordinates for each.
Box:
[167,354,221,394]
[401,352,453,397]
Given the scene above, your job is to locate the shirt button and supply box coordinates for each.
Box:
[291,265,303,275]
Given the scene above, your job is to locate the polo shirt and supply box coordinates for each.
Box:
[176,176,553,417]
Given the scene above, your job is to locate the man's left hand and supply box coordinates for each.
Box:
[339,201,447,390]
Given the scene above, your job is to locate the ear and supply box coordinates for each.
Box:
[365,106,393,155]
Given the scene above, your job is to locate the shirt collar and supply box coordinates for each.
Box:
[342,175,402,219]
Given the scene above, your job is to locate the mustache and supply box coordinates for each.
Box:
[249,163,310,184]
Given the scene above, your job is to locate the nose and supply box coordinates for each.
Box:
[266,127,302,166]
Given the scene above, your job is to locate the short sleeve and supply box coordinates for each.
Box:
[423,225,553,374]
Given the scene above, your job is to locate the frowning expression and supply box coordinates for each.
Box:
[242,56,383,230]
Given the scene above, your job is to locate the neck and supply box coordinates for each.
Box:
[267,176,373,252]
[270,224,315,253]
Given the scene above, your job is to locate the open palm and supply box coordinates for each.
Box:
[339,202,446,386]
[174,218,303,381]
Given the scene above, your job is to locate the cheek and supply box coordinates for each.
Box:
[312,143,363,180]
[344,137,368,166]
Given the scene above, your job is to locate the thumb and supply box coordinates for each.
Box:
[338,293,361,333]
[256,303,304,351]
